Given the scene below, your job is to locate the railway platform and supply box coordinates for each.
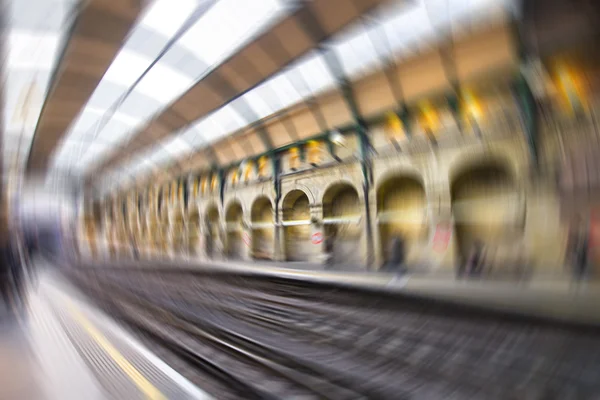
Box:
[0,269,211,400]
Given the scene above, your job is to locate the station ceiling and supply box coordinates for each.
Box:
[3,0,516,195]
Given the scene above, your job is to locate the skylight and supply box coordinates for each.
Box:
[178,0,286,66]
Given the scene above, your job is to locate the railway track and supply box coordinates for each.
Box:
[64,267,600,399]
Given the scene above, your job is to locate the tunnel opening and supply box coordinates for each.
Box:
[323,184,362,266]
[205,206,220,259]
[225,202,244,259]
[377,176,428,267]
[282,190,311,261]
[451,162,524,273]
[251,197,274,260]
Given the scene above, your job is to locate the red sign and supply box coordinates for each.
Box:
[311,232,324,245]
[242,232,251,247]
[590,210,600,248]
[432,224,452,252]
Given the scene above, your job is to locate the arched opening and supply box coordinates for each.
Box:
[282,190,311,261]
[251,197,274,260]
[187,207,200,255]
[225,202,244,259]
[170,211,186,253]
[159,208,170,253]
[377,176,428,267]
[89,202,103,257]
[323,183,362,266]
[205,206,221,259]
[451,162,523,271]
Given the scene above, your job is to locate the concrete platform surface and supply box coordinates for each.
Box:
[0,270,212,400]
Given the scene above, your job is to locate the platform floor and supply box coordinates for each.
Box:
[0,269,212,400]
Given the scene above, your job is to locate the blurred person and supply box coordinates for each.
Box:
[462,240,486,278]
[0,239,26,315]
[324,229,336,269]
[386,235,406,274]
[205,221,213,258]
[129,230,139,260]
[570,218,590,280]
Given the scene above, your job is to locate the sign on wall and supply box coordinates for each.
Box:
[432,223,452,252]
[311,231,324,245]
[242,231,251,247]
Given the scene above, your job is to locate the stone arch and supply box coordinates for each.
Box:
[450,159,525,271]
[251,196,274,224]
[169,207,186,253]
[224,197,246,219]
[321,179,363,205]
[251,196,275,260]
[375,163,426,196]
[186,204,201,255]
[282,189,312,261]
[448,151,521,188]
[322,182,363,266]
[376,174,428,267]
[204,203,221,259]
[279,184,316,211]
[225,201,244,259]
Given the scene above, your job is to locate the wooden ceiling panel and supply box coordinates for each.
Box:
[224,55,262,88]
[155,109,189,133]
[454,24,517,83]
[176,80,226,113]
[76,5,135,44]
[317,91,353,128]
[309,0,359,36]
[64,38,121,76]
[354,69,397,118]
[267,117,294,148]
[218,62,253,93]
[397,50,449,102]
[164,84,224,139]
[225,137,247,161]
[27,0,144,174]
[243,42,279,77]
[187,150,212,172]
[243,129,268,157]
[213,141,235,164]
[94,0,142,18]
[273,18,314,58]
[292,108,321,139]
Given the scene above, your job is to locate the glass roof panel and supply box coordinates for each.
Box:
[101,50,154,88]
[292,52,337,96]
[134,60,196,104]
[210,106,246,136]
[178,0,285,66]
[331,26,382,78]
[69,106,142,136]
[161,136,194,158]
[382,3,436,57]
[7,31,60,70]
[258,71,304,108]
[233,90,275,121]
[141,0,199,37]
[4,0,74,174]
